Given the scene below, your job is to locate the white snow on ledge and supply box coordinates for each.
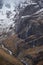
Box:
[34,8,43,15]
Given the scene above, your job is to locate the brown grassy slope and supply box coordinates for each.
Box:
[1,34,43,65]
[18,46,43,59]
[2,34,23,54]
[0,56,13,65]
[2,34,43,55]
[37,61,43,65]
[0,48,23,65]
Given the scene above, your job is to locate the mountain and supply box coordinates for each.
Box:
[0,0,43,65]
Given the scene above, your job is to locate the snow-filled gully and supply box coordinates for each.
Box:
[1,44,12,55]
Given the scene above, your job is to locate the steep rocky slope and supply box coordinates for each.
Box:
[0,0,43,65]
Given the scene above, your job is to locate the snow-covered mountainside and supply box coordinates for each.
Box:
[0,0,32,38]
[0,10,16,39]
[0,0,27,36]
[0,1,16,37]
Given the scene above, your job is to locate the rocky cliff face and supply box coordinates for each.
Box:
[15,0,43,40]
